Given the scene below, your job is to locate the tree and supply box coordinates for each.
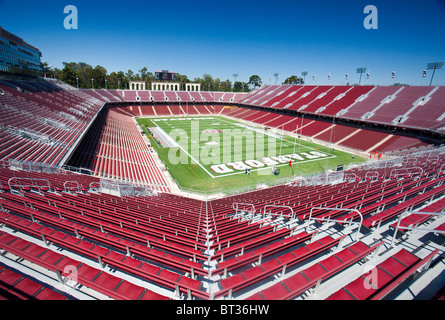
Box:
[48,63,254,92]
[283,75,304,84]
[53,67,62,80]
[139,67,148,80]
[125,70,134,82]
[117,71,126,89]
[77,62,91,88]
[41,62,50,78]
[107,71,119,89]
[175,73,190,91]
[233,81,243,92]
[202,74,214,91]
[91,65,107,88]
[60,62,78,87]
[249,75,262,89]
[219,79,232,92]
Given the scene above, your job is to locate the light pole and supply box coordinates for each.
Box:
[274,73,279,85]
[301,71,308,84]
[356,67,367,85]
[91,78,94,89]
[76,76,79,89]
[427,62,444,86]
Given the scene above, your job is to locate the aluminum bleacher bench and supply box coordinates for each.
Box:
[213,235,346,299]
[211,226,294,261]
[363,184,445,229]
[212,230,315,277]
[210,223,279,252]
[0,212,208,299]
[434,223,445,235]
[0,198,207,276]
[49,192,207,245]
[0,232,169,300]
[326,248,439,300]
[1,193,207,260]
[389,198,445,233]
[0,265,69,300]
[245,240,384,300]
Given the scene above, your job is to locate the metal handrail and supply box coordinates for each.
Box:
[390,167,423,179]
[8,177,51,195]
[232,202,256,215]
[64,180,80,193]
[263,204,294,220]
[365,170,379,181]
[308,207,363,241]
[390,210,445,247]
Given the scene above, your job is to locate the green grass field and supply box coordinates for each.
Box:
[137,116,366,194]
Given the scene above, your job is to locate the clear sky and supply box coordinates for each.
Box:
[1,0,445,86]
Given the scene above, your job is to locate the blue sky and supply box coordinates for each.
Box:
[1,0,445,86]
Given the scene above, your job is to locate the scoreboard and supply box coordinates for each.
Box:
[155,70,176,81]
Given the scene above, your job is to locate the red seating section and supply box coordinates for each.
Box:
[0,150,444,299]
[0,79,103,166]
[0,79,444,300]
[66,107,170,192]
[327,248,439,300]
[0,264,69,300]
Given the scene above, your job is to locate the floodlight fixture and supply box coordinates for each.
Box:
[356,67,367,85]
[233,73,238,85]
[301,71,308,83]
[426,62,444,86]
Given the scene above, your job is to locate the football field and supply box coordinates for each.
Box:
[137,116,366,194]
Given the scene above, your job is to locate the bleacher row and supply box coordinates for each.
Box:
[72,103,430,161]
[83,89,247,104]
[0,78,444,300]
[1,78,438,175]
[112,104,232,118]
[0,79,103,166]
[66,107,170,192]
[1,147,444,300]
[220,105,430,154]
[82,84,445,137]
[206,153,445,299]
[238,84,445,133]
[83,85,443,155]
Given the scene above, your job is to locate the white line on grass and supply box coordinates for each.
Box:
[152,117,337,179]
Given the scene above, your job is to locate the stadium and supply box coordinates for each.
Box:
[0,0,444,308]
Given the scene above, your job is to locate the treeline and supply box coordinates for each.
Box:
[41,62,304,92]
